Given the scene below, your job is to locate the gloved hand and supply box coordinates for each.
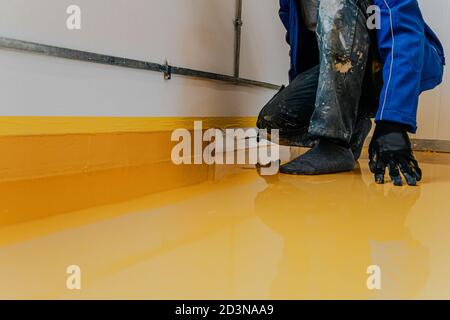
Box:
[369,121,422,186]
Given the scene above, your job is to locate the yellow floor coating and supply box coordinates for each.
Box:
[1,150,450,299]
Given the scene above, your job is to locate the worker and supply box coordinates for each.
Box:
[257,0,445,186]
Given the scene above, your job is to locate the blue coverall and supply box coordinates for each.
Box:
[280,0,445,133]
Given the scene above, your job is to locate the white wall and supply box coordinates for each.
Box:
[0,0,448,139]
[417,0,450,140]
[240,0,290,84]
[0,0,287,118]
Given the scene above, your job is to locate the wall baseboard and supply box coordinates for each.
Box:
[364,138,450,154]
[0,116,257,137]
[411,139,450,154]
[0,116,258,182]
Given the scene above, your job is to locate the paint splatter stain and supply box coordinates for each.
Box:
[335,60,353,73]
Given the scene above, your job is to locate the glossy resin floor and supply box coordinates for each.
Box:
[1,149,450,300]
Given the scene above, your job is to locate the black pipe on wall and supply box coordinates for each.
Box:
[234,0,243,78]
[0,37,281,91]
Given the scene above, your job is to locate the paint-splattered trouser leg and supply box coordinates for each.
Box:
[257,65,319,147]
[309,0,371,144]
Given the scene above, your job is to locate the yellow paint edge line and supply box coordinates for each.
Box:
[0,116,258,136]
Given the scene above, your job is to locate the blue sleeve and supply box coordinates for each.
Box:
[374,0,425,133]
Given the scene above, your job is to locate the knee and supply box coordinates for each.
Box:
[318,1,348,52]
[318,0,368,63]
[257,105,273,129]
[318,0,347,30]
[257,88,286,129]
[257,94,284,130]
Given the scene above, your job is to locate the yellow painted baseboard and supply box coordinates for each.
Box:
[0,116,257,136]
[0,116,257,182]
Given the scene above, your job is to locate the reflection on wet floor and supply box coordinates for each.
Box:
[0,148,450,299]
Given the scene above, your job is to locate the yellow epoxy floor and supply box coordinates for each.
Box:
[1,149,450,299]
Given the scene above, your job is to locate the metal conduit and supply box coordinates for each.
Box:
[0,37,281,91]
[234,0,243,78]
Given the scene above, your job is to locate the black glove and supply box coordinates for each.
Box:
[369,121,422,186]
